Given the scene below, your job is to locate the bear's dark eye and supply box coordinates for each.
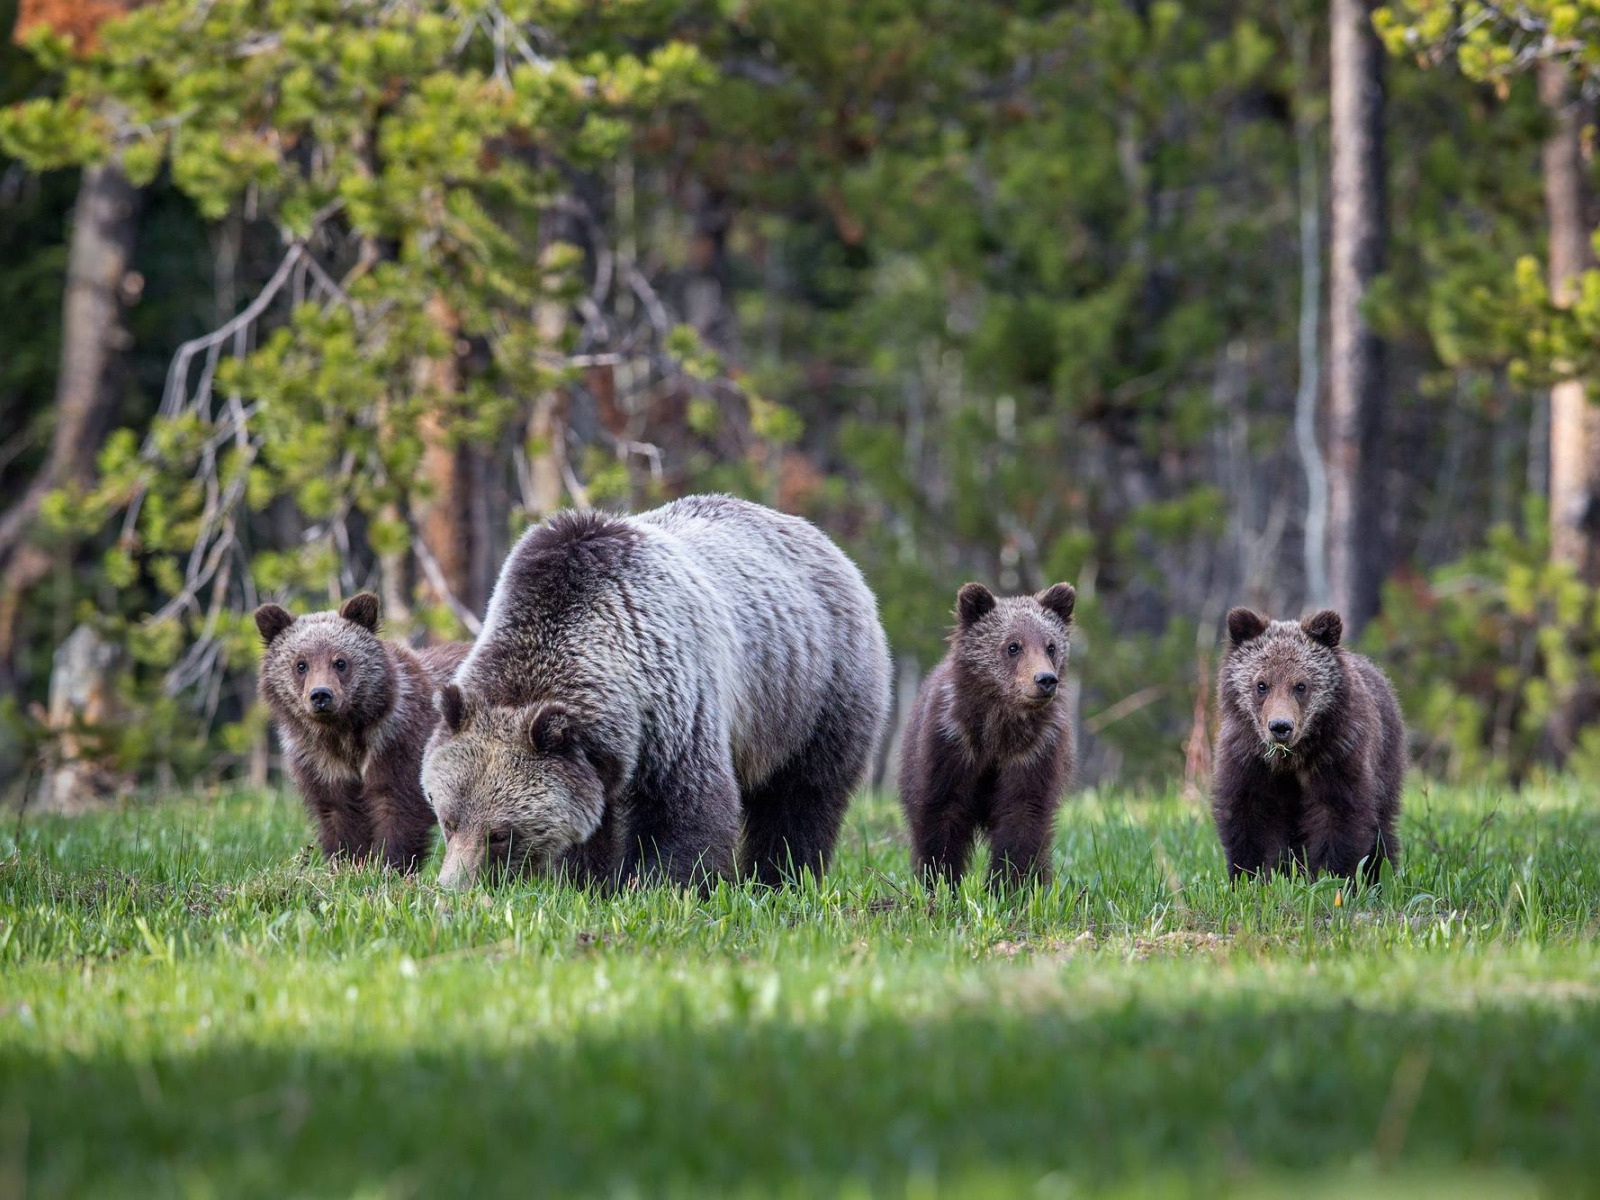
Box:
[1294,682,1307,695]
[1006,642,1021,657]
[1256,681,1268,695]
[296,661,308,675]
[440,817,456,838]
[334,658,348,672]
[1047,643,1057,658]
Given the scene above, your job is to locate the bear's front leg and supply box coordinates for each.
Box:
[292,765,374,864]
[618,752,741,892]
[1298,776,1381,880]
[365,788,436,874]
[554,805,620,890]
[361,753,438,874]
[904,756,980,890]
[985,751,1064,890]
[1211,755,1291,881]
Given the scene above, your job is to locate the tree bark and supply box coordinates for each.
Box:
[1326,0,1387,631]
[0,160,141,660]
[412,293,476,613]
[1292,22,1329,610]
[1539,59,1598,578]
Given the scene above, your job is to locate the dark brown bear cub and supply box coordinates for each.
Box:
[898,581,1076,889]
[256,593,470,872]
[1212,608,1405,881]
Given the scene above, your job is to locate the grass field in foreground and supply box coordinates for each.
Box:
[2,781,1598,1198]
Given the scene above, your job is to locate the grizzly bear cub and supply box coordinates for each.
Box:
[256,593,470,872]
[898,581,1077,889]
[1212,608,1405,880]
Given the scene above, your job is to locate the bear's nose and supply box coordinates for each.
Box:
[1034,672,1058,695]
[1268,718,1293,741]
[309,686,335,711]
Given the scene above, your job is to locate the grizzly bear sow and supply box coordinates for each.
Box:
[1212,608,1404,880]
[256,593,470,872]
[421,495,891,889]
[898,581,1077,889]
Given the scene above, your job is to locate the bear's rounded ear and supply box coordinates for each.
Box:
[1226,607,1268,647]
[526,702,574,755]
[437,684,471,734]
[1037,582,1076,626]
[956,583,997,626]
[339,592,380,633]
[255,604,295,646]
[1301,609,1343,649]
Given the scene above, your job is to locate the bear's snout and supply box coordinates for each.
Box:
[1268,718,1294,741]
[308,686,336,714]
[437,833,484,889]
[1033,671,1058,697]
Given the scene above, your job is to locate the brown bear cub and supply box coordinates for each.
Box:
[898,581,1077,889]
[1212,608,1405,881]
[255,593,470,872]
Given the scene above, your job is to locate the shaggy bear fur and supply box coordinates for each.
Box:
[1212,607,1405,880]
[898,581,1077,889]
[421,495,892,889]
[256,593,470,872]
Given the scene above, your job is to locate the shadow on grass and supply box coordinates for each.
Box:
[3,994,1595,1197]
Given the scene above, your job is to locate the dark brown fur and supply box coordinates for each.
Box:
[256,594,470,872]
[898,582,1076,890]
[1212,607,1405,881]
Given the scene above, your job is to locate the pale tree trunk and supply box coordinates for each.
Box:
[0,160,141,663]
[520,245,572,521]
[31,625,129,812]
[1327,0,1387,631]
[1539,60,1598,577]
[1292,22,1330,610]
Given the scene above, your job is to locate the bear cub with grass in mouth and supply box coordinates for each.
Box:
[898,581,1077,889]
[1212,608,1404,880]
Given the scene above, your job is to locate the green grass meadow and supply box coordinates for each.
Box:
[2,782,1599,1198]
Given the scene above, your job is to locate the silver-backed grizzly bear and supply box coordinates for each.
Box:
[1212,608,1405,880]
[420,495,891,889]
[256,593,471,872]
[897,581,1077,890]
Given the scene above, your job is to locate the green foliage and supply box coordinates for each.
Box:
[1364,500,1600,782]
[1376,2,1600,387]
[4,0,1594,788]
[0,0,734,769]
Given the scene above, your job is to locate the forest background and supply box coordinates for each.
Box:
[4,0,1600,803]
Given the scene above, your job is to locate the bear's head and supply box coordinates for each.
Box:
[422,687,608,888]
[951,581,1076,709]
[255,593,390,733]
[1223,607,1344,762]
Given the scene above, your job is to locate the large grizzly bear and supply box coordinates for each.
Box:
[898,581,1077,890]
[1212,608,1404,880]
[421,495,892,889]
[256,593,470,872]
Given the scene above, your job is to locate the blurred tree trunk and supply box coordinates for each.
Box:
[0,158,140,662]
[0,1,146,671]
[1327,0,1386,631]
[1538,59,1597,755]
[413,293,476,614]
[1539,59,1597,579]
[1291,20,1329,610]
[521,243,572,522]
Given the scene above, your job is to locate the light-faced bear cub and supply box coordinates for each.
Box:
[898,581,1077,890]
[256,593,470,872]
[1212,608,1404,881]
